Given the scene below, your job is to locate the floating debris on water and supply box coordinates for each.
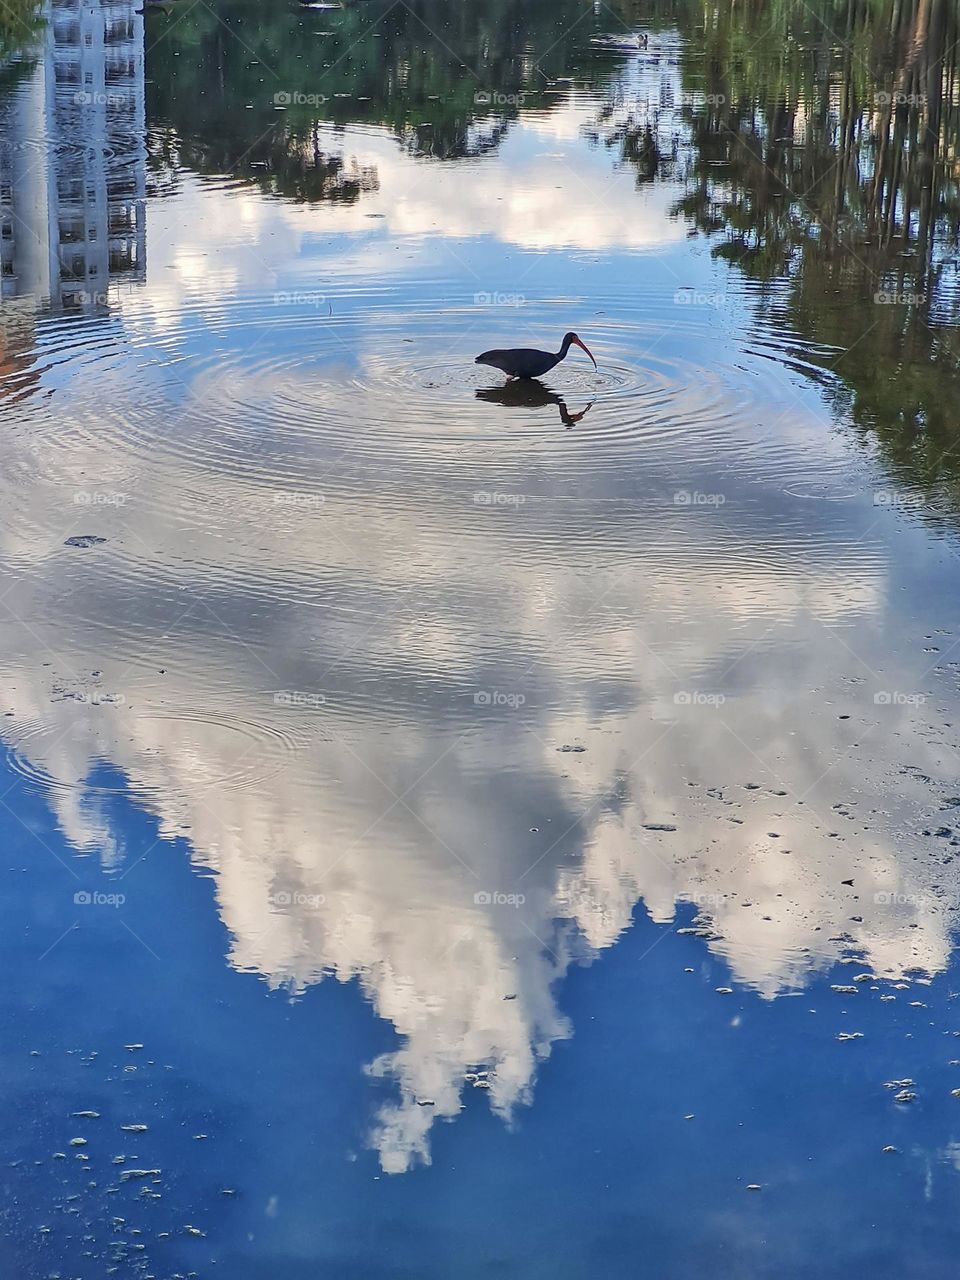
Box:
[64,535,107,548]
[837,1032,864,1041]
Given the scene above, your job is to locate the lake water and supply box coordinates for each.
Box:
[2,0,960,1275]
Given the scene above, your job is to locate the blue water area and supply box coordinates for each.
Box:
[2,752,959,1278]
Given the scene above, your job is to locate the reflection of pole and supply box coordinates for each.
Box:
[7,47,56,299]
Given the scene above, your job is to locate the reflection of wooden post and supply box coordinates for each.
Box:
[915,0,945,280]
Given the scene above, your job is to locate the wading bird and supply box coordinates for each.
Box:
[475,332,598,380]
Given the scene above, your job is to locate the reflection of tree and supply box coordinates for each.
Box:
[142,0,647,185]
[604,0,960,526]
[149,122,379,204]
[0,0,42,64]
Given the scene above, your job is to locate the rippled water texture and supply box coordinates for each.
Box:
[2,0,960,1276]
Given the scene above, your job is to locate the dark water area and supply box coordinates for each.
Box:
[2,0,960,1275]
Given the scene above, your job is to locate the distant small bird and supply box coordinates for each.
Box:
[475,331,597,380]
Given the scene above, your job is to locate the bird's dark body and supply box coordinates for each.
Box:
[474,331,597,380]
[475,347,560,379]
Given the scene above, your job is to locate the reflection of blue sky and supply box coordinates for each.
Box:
[5,752,960,1277]
[5,18,960,1270]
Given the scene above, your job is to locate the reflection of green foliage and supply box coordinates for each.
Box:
[144,0,664,192]
[146,0,960,526]
[659,0,960,529]
[0,0,42,64]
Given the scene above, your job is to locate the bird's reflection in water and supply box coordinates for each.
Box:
[476,379,593,426]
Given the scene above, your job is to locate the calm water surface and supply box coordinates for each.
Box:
[2,0,960,1275]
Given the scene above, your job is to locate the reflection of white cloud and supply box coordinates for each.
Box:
[0,461,954,1172]
[2,58,957,1171]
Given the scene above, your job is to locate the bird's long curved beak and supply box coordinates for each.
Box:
[572,336,598,370]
